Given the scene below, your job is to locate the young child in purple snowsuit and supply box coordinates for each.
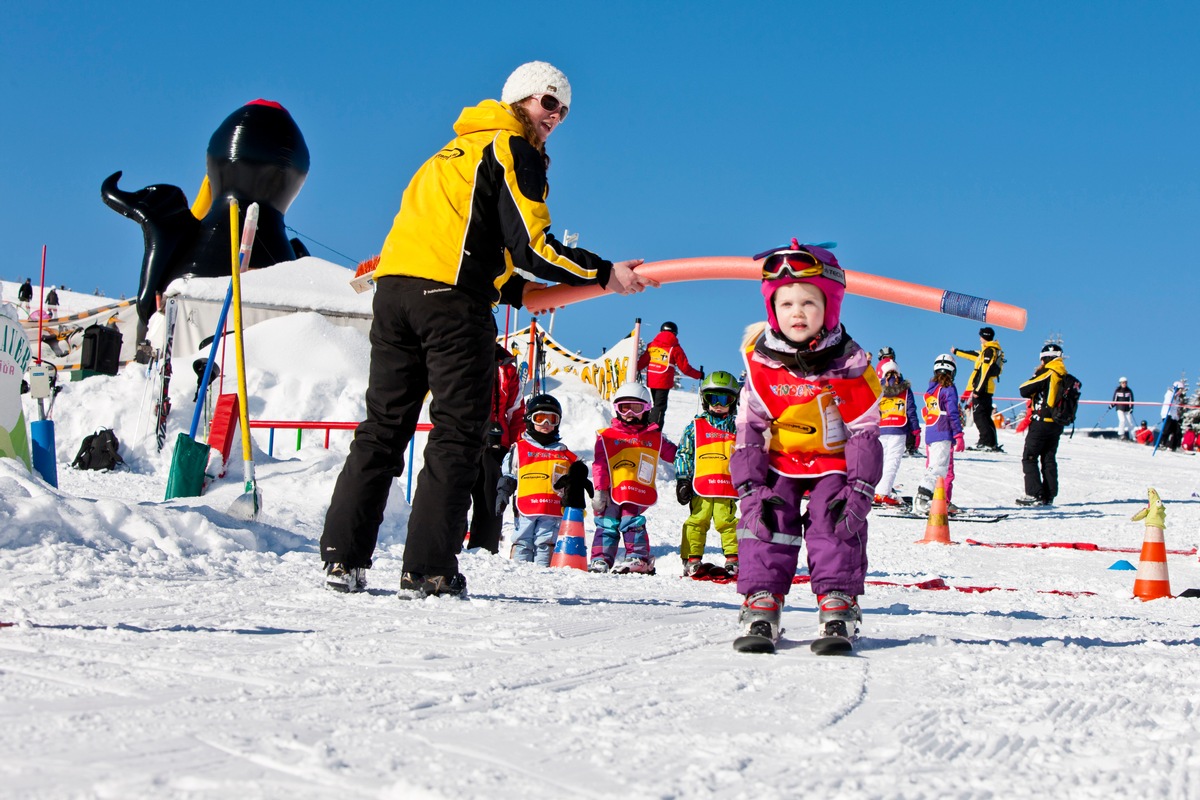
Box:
[912,354,965,514]
[590,382,678,574]
[732,240,883,646]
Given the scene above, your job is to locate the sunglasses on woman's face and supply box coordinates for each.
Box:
[530,411,560,426]
[536,94,568,120]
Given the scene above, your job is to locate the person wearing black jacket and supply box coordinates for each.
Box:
[953,326,1005,451]
[1016,343,1066,506]
[17,278,33,310]
[1110,377,1135,442]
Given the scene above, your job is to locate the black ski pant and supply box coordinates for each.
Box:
[649,387,671,428]
[972,392,997,448]
[321,276,496,575]
[467,446,505,553]
[1161,417,1182,451]
[1021,419,1063,502]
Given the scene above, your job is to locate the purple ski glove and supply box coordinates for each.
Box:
[738,484,783,542]
[829,479,875,539]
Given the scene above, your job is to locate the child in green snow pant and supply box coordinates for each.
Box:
[680,496,738,561]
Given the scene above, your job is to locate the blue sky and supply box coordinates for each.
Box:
[3,2,1198,426]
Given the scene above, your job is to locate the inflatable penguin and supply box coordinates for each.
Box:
[102,99,310,336]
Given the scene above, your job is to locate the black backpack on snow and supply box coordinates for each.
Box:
[72,428,124,471]
[1051,374,1082,427]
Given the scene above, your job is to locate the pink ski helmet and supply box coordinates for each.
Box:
[754,239,846,335]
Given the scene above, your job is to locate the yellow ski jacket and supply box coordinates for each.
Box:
[374,100,612,303]
[1019,357,1066,423]
[953,340,1004,394]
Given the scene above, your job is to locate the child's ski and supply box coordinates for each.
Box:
[881,496,1008,523]
[733,625,779,654]
[153,298,178,452]
[810,634,855,655]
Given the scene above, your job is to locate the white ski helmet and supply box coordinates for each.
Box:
[933,353,956,376]
[612,382,651,409]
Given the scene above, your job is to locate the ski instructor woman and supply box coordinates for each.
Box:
[321,61,657,595]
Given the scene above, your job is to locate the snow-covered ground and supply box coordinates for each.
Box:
[3,292,1200,799]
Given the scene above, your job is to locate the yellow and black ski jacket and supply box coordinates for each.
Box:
[374,100,612,304]
[953,341,1004,394]
[1019,357,1066,423]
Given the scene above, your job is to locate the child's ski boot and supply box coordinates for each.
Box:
[811,591,860,655]
[734,591,783,653]
[911,486,934,515]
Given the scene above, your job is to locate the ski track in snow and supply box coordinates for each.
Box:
[3,311,1200,798]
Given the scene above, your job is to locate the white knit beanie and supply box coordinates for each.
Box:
[501,61,571,108]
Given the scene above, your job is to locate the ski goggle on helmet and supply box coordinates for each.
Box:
[524,393,563,427]
[700,370,740,409]
[611,382,652,418]
[933,354,956,376]
[754,239,846,334]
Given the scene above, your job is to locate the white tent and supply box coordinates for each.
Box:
[163,257,373,362]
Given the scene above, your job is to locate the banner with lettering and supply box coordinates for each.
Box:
[502,325,638,402]
[0,305,33,469]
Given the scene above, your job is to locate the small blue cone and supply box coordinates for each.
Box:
[1108,559,1137,571]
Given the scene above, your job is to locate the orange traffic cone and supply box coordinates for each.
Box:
[550,507,589,570]
[916,476,954,544]
[1131,488,1172,600]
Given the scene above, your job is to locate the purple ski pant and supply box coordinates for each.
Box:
[735,472,868,598]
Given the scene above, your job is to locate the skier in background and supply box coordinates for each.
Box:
[953,326,1005,451]
[1016,343,1068,506]
[45,286,60,318]
[1110,377,1135,442]
[17,278,33,313]
[874,359,921,507]
[1159,381,1186,452]
[913,354,965,514]
[1135,420,1154,445]
[637,321,703,428]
